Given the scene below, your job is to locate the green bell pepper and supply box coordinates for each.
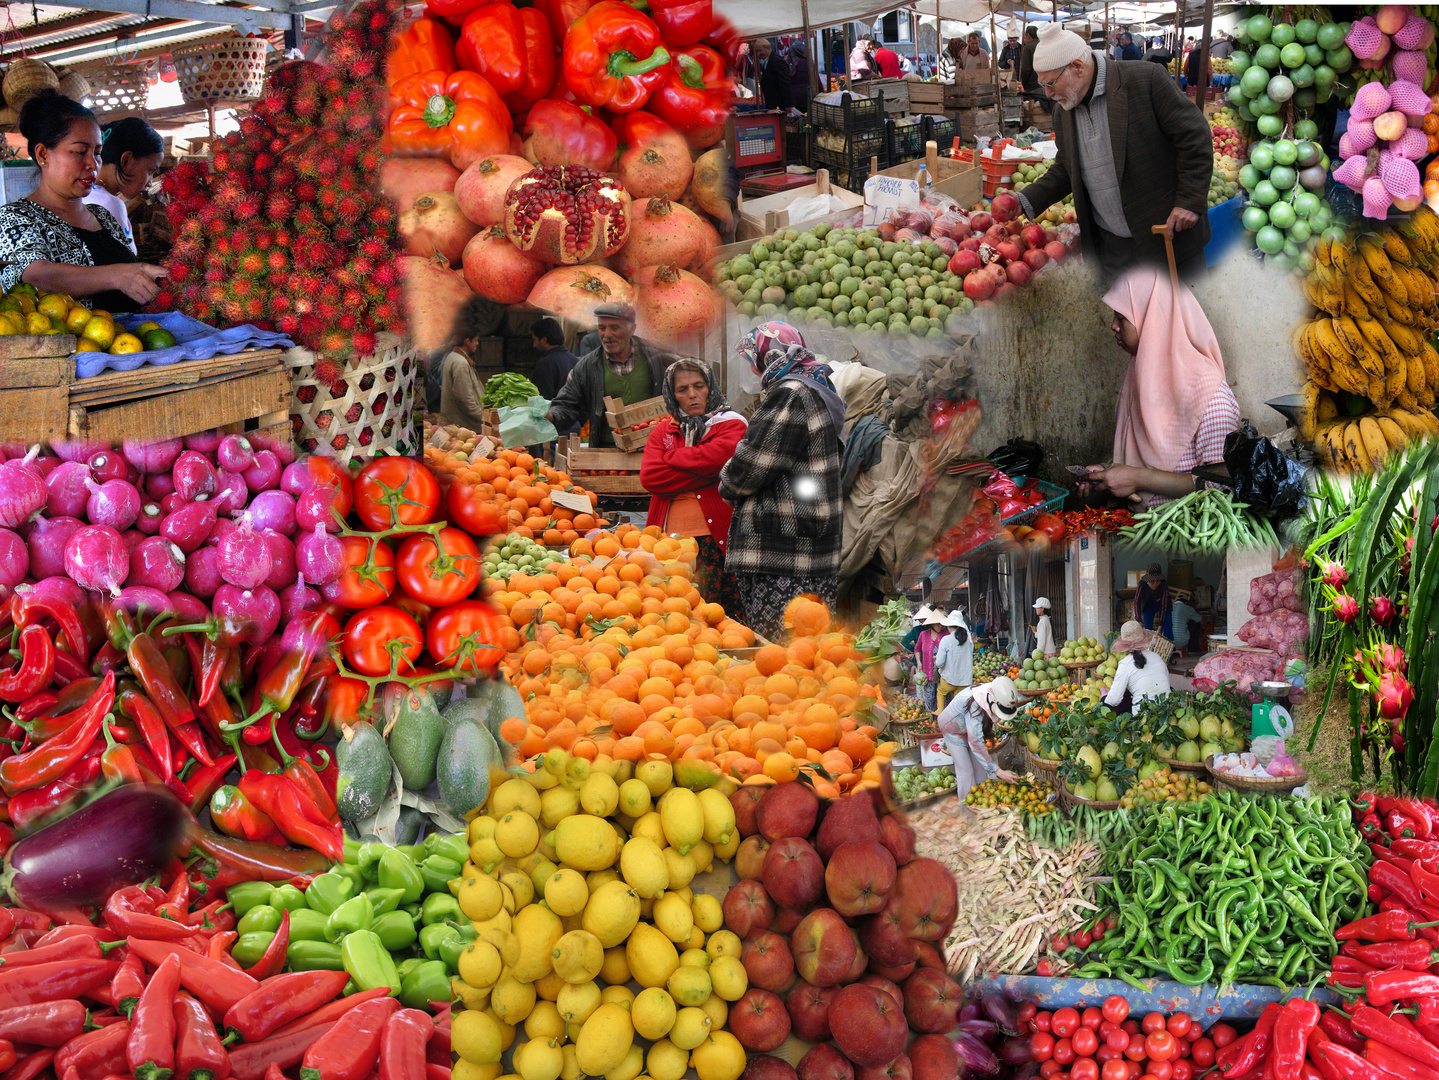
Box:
[305,873,355,917]
[377,849,425,903]
[288,940,346,971]
[439,924,478,972]
[232,931,275,968]
[418,855,461,894]
[343,836,363,864]
[424,832,470,866]
[420,893,462,927]
[397,958,425,978]
[400,960,451,1010]
[268,884,308,913]
[419,923,460,962]
[364,887,407,917]
[237,905,283,936]
[395,844,426,863]
[288,908,331,943]
[403,903,424,921]
[226,880,279,918]
[325,893,375,943]
[333,861,367,893]
[341,929,401,996]
[372,910,418,952]
[357,842,388,877]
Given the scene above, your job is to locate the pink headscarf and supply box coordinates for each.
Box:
[1104,265,1227,474]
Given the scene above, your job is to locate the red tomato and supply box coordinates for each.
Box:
[1100,1022,1118,1037]
[1082,1008,1104,1032]
[392,592,434,628]
[1054,1040,1076,1066]
[1173,1061,1194,1080]
[1146,1032,1177,1062]
[353,456,439,531]
[1033,511,1068,543]
[1186,1027,1203,1043]
[342,605,421,676]
[1167,1015,1192,1039]
[1125,1062,1142,1079]
[1124,1042,1148,1063]
[1073,1029,1099,1058]
[426,599,505,674]
[446,481,508,537]
[1102,997,1130,1025]
[1035,1012,1054,1033]
[1041,1060,1064,1077]
[1191,1039,1216,1068]
[325,536,396,608]
[1102,1059,1130,1080]
[1036,958,1055,977]
[1074,929,1093,949]
[396,528,483,606]
[1031,1035,1057,1063]
[1142,1014,1167,1036]
[1140,1074,1161,1080]
[1073,1059,1099,1080]
[1175,1040,1190,1060]
[1053,1009,1081,1039]
[1209,1025,1237,1049]
[1106,1030,1131,1053]
[1097,1046,1119,1065]
[1020,1003,1039,1024]
[1122,1021,1141,1036]
[1151,1062,1173,1080]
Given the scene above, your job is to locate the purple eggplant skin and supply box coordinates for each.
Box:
[0,786,186,911]
[960,1002,984,1023]
[998,1037,1034,1067]
[959,1020,999,1042]
[983,991,1021,1035]
[957,1033,1002,1075]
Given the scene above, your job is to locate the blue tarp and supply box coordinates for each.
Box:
[974,976,1339,1023]
[73,311,294,380]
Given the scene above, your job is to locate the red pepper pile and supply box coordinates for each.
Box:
[1058,508,1137,535]
[0,881,450,1080]
[1024,995,1230,1080]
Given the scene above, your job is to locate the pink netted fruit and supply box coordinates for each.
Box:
[1333,154,1370,192]
[1392,49,1429,84]
[1395,13,1436,50]
[1364,173,1397,218]
[1388,79,1432,116]
[1348,118,1379,151]
[1395,127,1430,161]
[1380,151,1422,201]
[1346,15,1386,58]
[1351,80,1393,121]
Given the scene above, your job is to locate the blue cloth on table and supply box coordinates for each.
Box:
[72,311,294,379]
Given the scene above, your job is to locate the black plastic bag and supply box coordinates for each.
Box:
[987,438,1044,478]
[1223,420,1306,521]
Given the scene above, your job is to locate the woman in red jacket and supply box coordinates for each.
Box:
[641,359,747,610]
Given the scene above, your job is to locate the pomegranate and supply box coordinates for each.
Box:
[947,249,982,275]
[1044,226,1060,243]
[990,191,1021,223]
[876,221,896,242]
[963,271,995,300]
[453,154,534,228]
[399,192,480,267]
[1044,240,1068,262]
[970,212,993,232]
[527,265,638,324]
[691,146,735,226]
[617,196,711,277]
[1023,248,1050,271]
[503,165,630,265]
[400,254,475,353]
[380,158,461,208]
[1020,223,1047,248]
[996,241,1024,263]
[933,236,957,256]
[462,227,548,305]
[1007,261,1031,285]
[618,131,695,199]
[958,237,982,253]
[635,263,721,346]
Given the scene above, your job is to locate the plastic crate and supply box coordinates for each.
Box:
[886,118,925,163]
[1205,194,1244,268]
[810,93,885,134]
[812,141,887,192]
[922,114,956,150]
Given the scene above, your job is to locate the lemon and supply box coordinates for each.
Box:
[667,1007,712,1051]
[630,812,666,849]
[109,332,143,354]
[525,1000,566,1042]
[580,772,620,818]
[617,778,653,818]
[535,971,567,1002]
[647,1040,689,1080]
[604,1044,644,1080]
[619,837,668,899]
[140,328,175,350]
[453,1062,502,1080]
[540,785,581,829]
[678,948,709,970]
[469,815,498,842]
[709,955,748,1001]
[695,789,736,846]
[478,927,520,968]
[582,880,641,948]
[459,875,504,922]
[550,815,619,871]
[600,985,634,1009]
[512,904,563,983]
[37,294,70,320]
[666,966,711,1008]
[25,312,50,334]
[470,835,505,874]
[697,992,727,1031]
[705,930,742,961]
[691,1032,745,1080]
[658,789,704,855]
[556,980,602,1024]
[662,847,696,890]
[453,1010,505,1065]
[600,945,630,986]
[543,868,589,916]
[632,987,677,1040]
[636,761,673,797]
[564,756,591,790]
[552,929,604,984]
[492,779,543,819]
[626,922,680,989]
[490,975,537,1025]
[458,940,502,990]
[452,975,490,1011]
[499,869,535,909]
[575,1003,634,1076]
[515,1036,564,1080]
[714,831,741,862]
[587,868,621,894]
[64,306,91,333]
[692,894,723,933]
[652,894,694,944]
[688,840,715,873]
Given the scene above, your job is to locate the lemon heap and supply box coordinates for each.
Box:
[450,747,751,1080]
[0,284,175,354]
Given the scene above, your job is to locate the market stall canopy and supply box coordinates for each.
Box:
[729,0,1043,36]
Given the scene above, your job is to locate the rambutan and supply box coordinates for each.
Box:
[269,293,292,317]
[204,215,230,240]
[278,314,302,335]
[321,282,342,305]
[318,188,341,210]
[332,224,357,245]
[238,250,266,277]
[243,296,266,321]
[341,287,365,310]
[152,288,177,310]
[370,201,394,226]
[294,205,322,231]
[293,180,319,204]
[321,75,345,97]
[221,300,243,324]
[320,329,352,356]
[252,231,274,253]
[358,238,386,260]
[228,277,256,300]
[360,147,381,174]
[233,194,262,222]
[268,250,291,273]
[319,129,342,149]
[336,194,365,223]
[212,148,232,173]
[352,331,378,356]
[372,261,400,289]
[252,151,275,174]
[168,263,193,284]
[338,311,358,331]
[299,314,326,341]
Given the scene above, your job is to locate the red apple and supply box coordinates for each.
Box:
[868,958,917,982]
[825,841,897,917]
[742,930,796,993]
[902,967,963,1033]
[878,815,916,866]
[890,859,959,943]
[763,837,825,910]
[1007,261,1032,286]
[947,249,983,276]
[846,929,869,983]
[912,942,946,971]
[745,1057,800,1080]
[786,979,841,1041]
[996,241,1025,264]
[830,984,909,1067]
[990,191,1021,223]
[857,1055,912,1080]
[771,906,806,936]
[732,787,765,837]
[909,1035,961,1080]
[757,781,819,841]
[858,974,903,1007]
[792,908,857,987]
[799,1044,856,1080]
[859,905,916,968]
[816,794,883,861]
[1021,223,1047,247]
[1023,248,1050,271]
[724,880,774,939]
[1045,240,1067,261]
[736,835,771,881]
[730,988,791,1051]
[963,272,995,301]
[970,212,993,232]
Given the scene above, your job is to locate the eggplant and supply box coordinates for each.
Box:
[956,1033,1001,1075]
[959,1020,999,1042]
[982,991,1021,1035]
[0,786,187,911]
[998,1037,1034,1067]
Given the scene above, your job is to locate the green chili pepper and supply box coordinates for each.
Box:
[378,849,426,903]
[400,959,451,1010]
[268,884,309,913]
[372,910,419,952]
[341,929,402,995]
[226,880,278,918]
[288,940,346,972]
[364,887,408,917]
[421,893,462,926]
[325,893,375,942]
[231,931,276,968]
[237,904,283,936]
[305,872,355,917]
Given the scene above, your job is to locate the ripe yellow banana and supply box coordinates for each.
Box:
[1350,256,1385,305]
[1359,416,1392,469]
[1375,415,1410,453]
[1383,229,1416,267]
[1387,321,1426,356]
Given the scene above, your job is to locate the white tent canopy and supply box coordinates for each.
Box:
[727,0,1043,37]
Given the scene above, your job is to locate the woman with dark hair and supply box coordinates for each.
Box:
[437,297,492,431]
[1103,620,1171,713]
[84,116,163,255]
[0,90,166,310]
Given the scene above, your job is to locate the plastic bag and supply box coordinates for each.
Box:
[986,438,1044,478]
[1249,735,1282,767]
[1248,567,1303,616]
[497,396,558,446]
[1265,741,1302,777]
[931,210,969,242]
[980,469,1046,518]
[921,189,961,215]
[1236,609,1308,655]
[1223,420,1307,521]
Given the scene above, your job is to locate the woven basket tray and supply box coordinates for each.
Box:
[1024,748,1060,775]
[286,333,420,464]
[79,62,150,116]
[1157,755,1208,773]
[172,35,268,103]
[1204,755,1307,791]
[1058,785,1121,811]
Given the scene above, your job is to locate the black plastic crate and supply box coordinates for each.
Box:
[922,114,957,150]
[810,93,884,134]
[887,118,925,163]
[813,142,888,192]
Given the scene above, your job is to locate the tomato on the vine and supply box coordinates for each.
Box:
[325,536,396,609]
[397,528,483,606]
[392,592,434,628]
[354,456,440,531]
[426,599,504,674]
[342,605,422,676]
[447,480,508,537]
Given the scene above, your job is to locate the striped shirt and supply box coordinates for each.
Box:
[1140,383,1242,509]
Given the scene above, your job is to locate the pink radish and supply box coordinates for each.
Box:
[281,460,313,497]
[183,429,224,453]
[212,470,248,517]
[295,524,344,585]
[243,450,283,492]
[64,524,128,596]
[145,473,176,501]
[168,592,210,622]
[45,462,93,518]
[217,513,273,589]
[263,531,296,592]
[184,546,224,599]
[160,492,189,516]
[86,450,128,483]
[214,584,280,644]
[295,484,345,531]
[172,451,217,501]
[249,490,298,535]
[22,576,86,609]
[0,449,48,528]
[52,441,106,463]
[85,478,142,531]
[136,504,163,535]
[129,536,186,592]
[121,438,183,474]
[160,501,218,553]
[279,574,322,624]
[33,457,59,479]
[206,518,237,548]
[0,528,28,588]
[217,435,255,472]
[121,529,146,550]
[252,433,296,465]
[116,586,174,621]
[28,517,83,579]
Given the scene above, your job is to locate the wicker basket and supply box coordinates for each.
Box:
[1024,748,1060,775]
[172,35,268,103]
[80,62,151,117]
[1157,754,1208,773]
[1204,755,1307,792]
[1149,635,1176,662]
[1058,784,1121,811]
[3,58,57,110]
[56,69,90,103]
[286,333,421,464]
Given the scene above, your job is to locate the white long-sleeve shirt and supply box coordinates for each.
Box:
[935,628,973,686]
[1104,650,1171,708]
[1034,615,1056,657]
[936,687,999,777]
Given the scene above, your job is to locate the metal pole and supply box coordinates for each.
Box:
[1175,0,1185,87]
[800,0,818,101]
[1197,0,1215,108]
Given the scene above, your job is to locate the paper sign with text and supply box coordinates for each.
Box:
[863,173,921,228]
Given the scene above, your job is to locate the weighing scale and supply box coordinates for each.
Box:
[727,110,785,171]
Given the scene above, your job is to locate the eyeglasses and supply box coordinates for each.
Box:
[1039,70,1065,93]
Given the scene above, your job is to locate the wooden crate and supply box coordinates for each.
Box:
[555,433,646,494]
[0,336,290,443]
[906,82,948,115]
[860,78,908,115]
[604,394,668,452]
[944,84,997,108]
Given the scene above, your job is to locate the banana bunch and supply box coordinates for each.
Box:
[1302,380,1439,471]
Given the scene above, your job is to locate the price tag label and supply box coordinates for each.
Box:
[551,489,595,515]
[863,173,920,228]
[474,437,496,459]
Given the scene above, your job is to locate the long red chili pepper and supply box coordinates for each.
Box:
[8,745,102,831]
[241,910,288,982]
[1367,1042,1439,1080]
[1225,1003,1282,1078]
[55,1020,128,1079]
[184,755,237,816]
[1352,1010,1439,1071]
[110,953,144,1021]
[1273,997,1319,1080]
[1338,909,1439,942]
[4,1049,56,1080]
[0,674,113,796]
[224,971,351,1043]
[227,1023,336,1080]
[271,989,392,1038]
[1374,862,1428,911]
[51,650,87,687]
[14,593,88,668]
[1347,939,1439,970]
[116,689,172,782]
[0,1000,89,1047]
[126,952,179,1080]
[0,960,117,1010]
[1394,839,1439,870]
[1366,970,1439,1006]
[103,888,195,944]
[1397,799,1436,838]
[377,1009,432,1080]
[301,996,401,1080]
[1320,1011,1365,1054]
[0,627,54,704]
[174,991,230,1080]
[235,773,340,859]
[0,938,123,969]
[123,941,258,1015]
[181,823,332,888]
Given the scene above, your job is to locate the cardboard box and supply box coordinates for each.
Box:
[874,142,982,208]
[737,169,865,239]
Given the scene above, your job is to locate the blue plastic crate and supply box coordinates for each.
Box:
[1205,194,1245,268]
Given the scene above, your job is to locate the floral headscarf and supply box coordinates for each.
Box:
[737,322,806,378]
[662,359,731,446]
[736,321,847,435]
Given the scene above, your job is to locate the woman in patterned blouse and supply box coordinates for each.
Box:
[0,90,166,312]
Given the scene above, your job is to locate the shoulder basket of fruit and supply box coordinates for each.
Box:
[1120,766,1211,808]
[1016,650,1068,694]
[889,695,929,725]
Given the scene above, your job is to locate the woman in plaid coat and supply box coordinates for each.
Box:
[719,323,845,642]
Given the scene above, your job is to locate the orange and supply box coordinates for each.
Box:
[763,752,800,782]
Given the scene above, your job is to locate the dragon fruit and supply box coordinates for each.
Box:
[1394,13,1436,50]
[1376,671,1415,719]
[1370,594,1399,626]
[1333,155,1370,192]
[1351,80,1392,121]
[1332,593,1361,624]
[1387,79,1431,116]
[1320,560,1349,588]
[1364,174,1396,218]
[1346,16,1386,60]
[1391,50,1429,85]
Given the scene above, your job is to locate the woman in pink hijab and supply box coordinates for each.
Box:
[1083,265,1240,506]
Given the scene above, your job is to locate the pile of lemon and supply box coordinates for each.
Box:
[451,748,750,1080]
[0,285,175,354]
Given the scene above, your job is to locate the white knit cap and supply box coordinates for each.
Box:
[1032,23,1091,72]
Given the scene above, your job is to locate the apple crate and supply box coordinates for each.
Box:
[604,395,668,452]
[554,433,646,494]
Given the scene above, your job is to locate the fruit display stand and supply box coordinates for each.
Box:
[0,335,290,443]
[554,432,646,495]
[605,394,669,452]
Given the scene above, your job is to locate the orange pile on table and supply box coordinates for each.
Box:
[423,444,609,543]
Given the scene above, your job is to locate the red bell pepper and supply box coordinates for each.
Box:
[457,4,555,110]
[378,1009,433,1080]
[386,71,513,170]
[563,1,672,113]
[173,992,230,1080]
[0,627,53,705]
[700,12,743,69]
[534,0,594,45]
[647,43,729,148]
[124,941,259,1016]
[1390,812,1421,840]
[386,17,455,87]
[1357,792,1380,817]
[301,997,402,1080]
[1272,998,1319,1080]
[521,99,617,171]
[421,0,483,25]
[1363,813,1385,840]
[126,953,179,1080]
[640,0,712,47]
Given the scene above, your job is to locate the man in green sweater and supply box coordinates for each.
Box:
[545,303,681,448]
